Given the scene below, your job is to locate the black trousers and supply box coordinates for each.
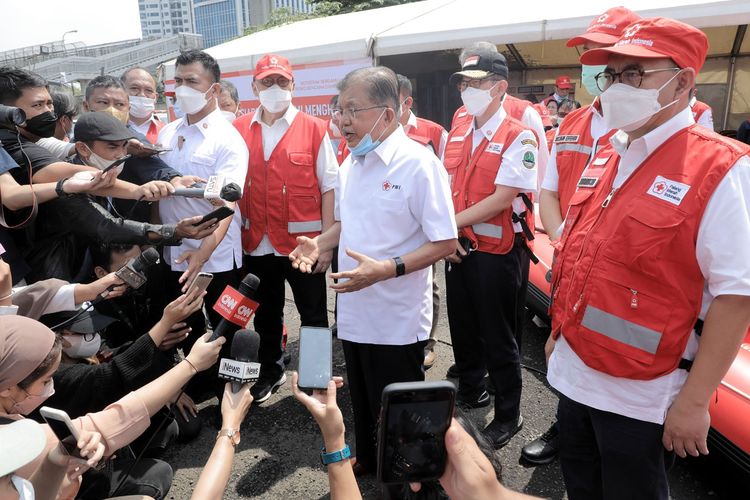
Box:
[446,240,529,423]
[341,339,427,470]
[244,254,328,380]
[558,394,674,500]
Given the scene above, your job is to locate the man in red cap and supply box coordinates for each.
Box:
[546,17,750,498]
[525,7,642,467]
[542,75,573,107]
[233,54,338,403]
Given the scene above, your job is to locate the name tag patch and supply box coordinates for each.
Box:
[647,176,690,206]
[592,155,610,166]
[449,136,465,143]
[578,176,599,188]
[485,142,504,154]
[555,135,580,144]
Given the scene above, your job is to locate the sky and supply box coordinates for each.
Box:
[0,0,142,52]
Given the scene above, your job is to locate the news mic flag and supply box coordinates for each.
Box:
[209,273,261,341]
[218,329,261,392]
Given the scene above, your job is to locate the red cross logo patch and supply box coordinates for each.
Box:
[382,180,392,191]
[652,181,667,194]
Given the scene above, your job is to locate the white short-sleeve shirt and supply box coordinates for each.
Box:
[157,108,249,273]
[246,105,339,257]
[335,126,457,346]
[548,107,750,424]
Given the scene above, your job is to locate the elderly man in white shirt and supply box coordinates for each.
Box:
[290,66,457,475]
[157,50,248,356]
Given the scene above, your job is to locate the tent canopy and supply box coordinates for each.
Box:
[164,0,750,77]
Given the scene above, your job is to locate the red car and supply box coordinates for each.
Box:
[525,212,750,474]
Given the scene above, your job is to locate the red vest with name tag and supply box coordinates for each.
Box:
[234,111,326,255]
[553,101,616,212]
[549,125,748,379]
[444,115,534,255]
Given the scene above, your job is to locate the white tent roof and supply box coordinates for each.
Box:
[164,0,750,76]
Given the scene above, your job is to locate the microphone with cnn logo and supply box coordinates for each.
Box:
[209,273,261,341]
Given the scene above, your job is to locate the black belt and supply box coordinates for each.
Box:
[513,193,539,264]
[678,318,704,372]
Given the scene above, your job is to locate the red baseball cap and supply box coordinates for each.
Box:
[580,17,709,73]
[255,54,293,80]
[555,76,573,89]
[533,103,553,128]
[567,7,641,47]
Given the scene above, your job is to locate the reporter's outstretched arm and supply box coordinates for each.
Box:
[291,372,360,500]
[191,383,253,500]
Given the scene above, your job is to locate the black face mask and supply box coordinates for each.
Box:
[24,111,57,138]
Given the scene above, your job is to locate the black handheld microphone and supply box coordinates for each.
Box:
[209,272,261,341]
[172,175,242,202]
[114,247,160,290]
[217,329,261,393]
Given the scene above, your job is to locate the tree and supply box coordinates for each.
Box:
[244,0,421,35]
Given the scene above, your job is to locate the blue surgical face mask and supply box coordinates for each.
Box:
[350,108,388,157]
[581,64,607,97]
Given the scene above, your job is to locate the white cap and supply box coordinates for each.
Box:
[0,418,47,476]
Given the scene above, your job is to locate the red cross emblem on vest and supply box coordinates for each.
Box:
[652,181,667,194]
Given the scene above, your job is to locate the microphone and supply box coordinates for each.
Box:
[172,175,242,205]
[209,272,261,341]
[114,247,160,290]
[218,329,261,392]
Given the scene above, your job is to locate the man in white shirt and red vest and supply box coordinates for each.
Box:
[690,88,714,130]
[529,5,642,467]
[543,76,573,107]
[233,54,338,403]
[547,17,750,499]
[122,67,164,145]
[444,47,539,449]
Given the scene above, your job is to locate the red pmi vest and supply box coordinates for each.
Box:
[692,100,711,123]
[444,114,534,255]
[234,111,326,255]
[553,101,617,212]
[549,125,748,380]
[411,116,445,154]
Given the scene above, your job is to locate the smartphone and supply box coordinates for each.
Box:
[102,154,132,173]
[39,406,84,459]
[187,272,213,295]
[297,326,332,390]
[377,381,456,484]
[143,144,172,154]
[194,206,235,226]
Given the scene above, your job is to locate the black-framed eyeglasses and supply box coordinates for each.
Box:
[456,77,498,92]
[595,67,680,92]
[257,76,292,88]
[331,105,388,121]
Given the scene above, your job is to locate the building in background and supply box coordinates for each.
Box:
[139,0,195,39]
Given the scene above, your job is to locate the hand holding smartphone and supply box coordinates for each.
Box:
[297,326,333,391]
[377,381,456,484]
[39,406,85,459]
[193,206,235,226]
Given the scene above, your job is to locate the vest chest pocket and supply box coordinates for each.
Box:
[468,161,499,197]
[602,203,687,276]
[286,152,316,188]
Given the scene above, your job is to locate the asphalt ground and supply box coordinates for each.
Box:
[165,266,750,499]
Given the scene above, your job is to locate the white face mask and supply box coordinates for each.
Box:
[461,83,498,117]
[600,71,681,132]
[258,85,292,114]
[83,145,124,175]
[63,333,102,359]
[221,110,237,122]
[129,95,156,119]
[175,85,212,115]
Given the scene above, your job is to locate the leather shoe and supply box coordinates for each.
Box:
[423,349,436,370]
[446,363,459,378]
[521,422,559,465]
[456,390,491,409]
[484,415,524,449]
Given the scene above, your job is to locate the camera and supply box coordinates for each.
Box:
[0,104,27,130]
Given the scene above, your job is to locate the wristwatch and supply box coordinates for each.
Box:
[55,178,69,198]
[217,428,240,447]
[320,444,351,465]
[392,256,406,277]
